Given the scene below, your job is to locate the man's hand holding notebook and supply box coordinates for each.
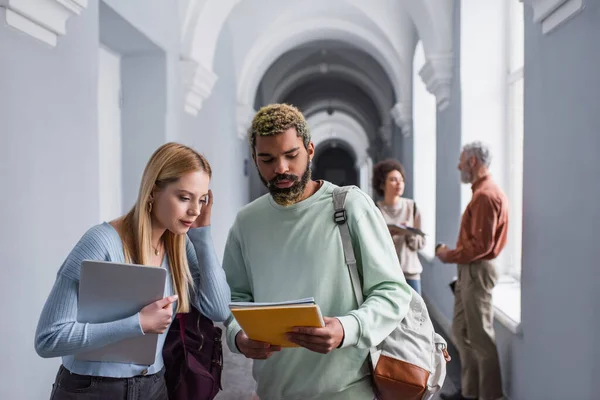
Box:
[230,297,334,358]
[285,316,344,354]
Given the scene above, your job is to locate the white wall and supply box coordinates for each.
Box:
[516,4,600,398]
[0,3,100,399]
[101,0,183,144]
[96,0,248,259]
[0,2,216,398]
[102,0,180,50]
[99,1,181,211]
[120,53,169,209]
[98,46,123,221]
[180,22,249,259]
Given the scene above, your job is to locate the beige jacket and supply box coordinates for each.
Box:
[377,198,425,279]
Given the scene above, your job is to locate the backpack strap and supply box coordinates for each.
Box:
[333,186,381,366]
[332,186,364,305]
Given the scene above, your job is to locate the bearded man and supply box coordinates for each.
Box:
[222,103,412,400]
[436,141,508,400]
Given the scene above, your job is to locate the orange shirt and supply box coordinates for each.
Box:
[446,175,509,265]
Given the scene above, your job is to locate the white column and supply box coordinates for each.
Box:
[413,42,437,259]
[358,156,373,197]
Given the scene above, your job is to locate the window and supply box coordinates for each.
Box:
[506,0,524,280]
[460,0,524,280]
[459,0,524,330]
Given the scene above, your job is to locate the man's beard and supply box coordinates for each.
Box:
[259,159,312,206]
[460,167,473,184]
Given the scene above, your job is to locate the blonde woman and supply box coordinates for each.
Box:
[35,143,230,399]
[372,159,425,294]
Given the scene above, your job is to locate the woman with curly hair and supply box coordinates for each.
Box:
[372,159,425,294]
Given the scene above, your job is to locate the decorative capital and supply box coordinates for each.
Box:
[378,123,393,146]
[419,52,453,111]
[1,0,87,47]
[237,102,256,141]
[357,152,372,168]
[521,0,584,34]
[390,103,412,137]
[180,55,218,116]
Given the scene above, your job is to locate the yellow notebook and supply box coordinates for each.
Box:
[229,298,325,347]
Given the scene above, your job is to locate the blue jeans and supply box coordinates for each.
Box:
[406,279,421,295]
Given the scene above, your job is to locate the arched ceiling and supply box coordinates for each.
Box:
[314,140,357,166]
[258,41,394,122]
[181,0,453,74]
[278,78,381,137]
[254,40,395,153]
[307,111,370,167]
[179,0,455,133]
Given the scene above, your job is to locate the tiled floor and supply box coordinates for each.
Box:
[215,319,462,400]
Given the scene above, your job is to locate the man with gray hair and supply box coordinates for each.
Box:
[436,141,508,400]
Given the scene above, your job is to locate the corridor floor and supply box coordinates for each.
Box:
[214,319,461,400]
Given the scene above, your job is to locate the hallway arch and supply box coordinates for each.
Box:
[271,63,391,124]
[312,143,358,188]
[179,0,455,117]
[182,0,453,95]
[307,111,373,195]
[236,17,407,112]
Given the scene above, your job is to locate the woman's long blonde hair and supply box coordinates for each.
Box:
[120,143,212,313]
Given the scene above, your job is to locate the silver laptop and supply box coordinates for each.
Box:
[76,260,168,365]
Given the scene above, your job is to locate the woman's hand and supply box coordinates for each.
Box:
[139,295,178,334]
[191,189,213,228]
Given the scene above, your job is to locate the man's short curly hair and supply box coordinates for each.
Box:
[249,104,311,153]
[372,159,406,197]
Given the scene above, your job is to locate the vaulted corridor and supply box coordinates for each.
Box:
[1,1,599,399]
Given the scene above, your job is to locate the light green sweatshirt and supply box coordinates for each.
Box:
[223,181,412,400]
